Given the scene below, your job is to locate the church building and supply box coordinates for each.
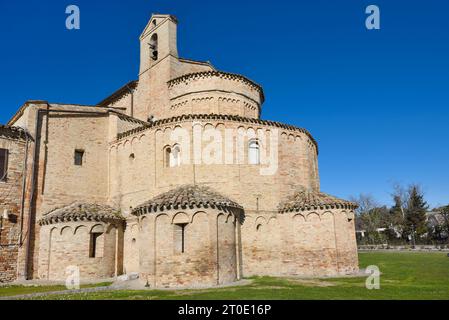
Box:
[0,14,358,287]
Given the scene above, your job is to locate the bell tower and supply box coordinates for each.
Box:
[139,14,179,75]
[134,14,180,121]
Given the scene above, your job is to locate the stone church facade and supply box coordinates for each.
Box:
[0,14,358,287]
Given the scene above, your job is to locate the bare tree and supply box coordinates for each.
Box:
[350,194,379,217]
[391,183,409,219]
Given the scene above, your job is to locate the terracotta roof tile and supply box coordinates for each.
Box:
[38,202,124,225]
[279,189,357,213]
[116,113,319,154]
[132,185,242,215]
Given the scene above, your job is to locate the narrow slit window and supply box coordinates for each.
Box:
[74,150,84,166]
[165,147,171,168]
[89,233,104,258]
[149,34,158,61]
[0,148,8,182]
[174,224,187,254]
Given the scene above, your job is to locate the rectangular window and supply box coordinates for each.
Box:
[0,148,8,182]
[74,150,84,166]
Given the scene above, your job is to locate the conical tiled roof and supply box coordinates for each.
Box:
[278,189,357,213]
[132,185,243,215]
[38,202,124,225]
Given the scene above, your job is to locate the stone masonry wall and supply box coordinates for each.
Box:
[242,209,359,277]
[136,208,240,288]
[0,134,27,282]
[38,221,122,281]
[168,73,262,119]
[109,120,319,214]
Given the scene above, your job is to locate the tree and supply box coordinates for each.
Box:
[405,185,429,240]
[389,195,406,239]
[351,194,389,245]
[440,205,449,238]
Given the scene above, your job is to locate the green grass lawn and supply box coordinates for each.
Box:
[3,252,449,300]
[0,282,112,298]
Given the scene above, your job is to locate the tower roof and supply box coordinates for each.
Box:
[132,185,243,215]
[140,14,178,40]
[278,189,358,213]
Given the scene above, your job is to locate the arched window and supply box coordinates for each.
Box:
[165,145,181,168]
[171,145,181,167]
[149,34,158,61]
[248,140,260,165]
[165,147,172,168]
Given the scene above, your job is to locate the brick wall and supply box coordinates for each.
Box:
[136,208,241,289]
[0,132,27,282]
[38,221,123,281]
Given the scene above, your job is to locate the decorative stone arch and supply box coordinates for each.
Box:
[215,123,226,130]
[225,213,234,224]
[255,216,267,231]
[321,211,334,221]
[138,133,146,141]
[139,215,150,230]
[74,225,88,235]
[293,214,306,222]
[90,224,105,234]
[256,128,265,136]
[246,127,256,139]
[306,212,321,222]
[49,226,59,235]
[106,224,118,234]
[155,213,170,222]
[216,212,226,221]
[333,210,346,219]
[203,123,215,131]
[191,211,207,224]
[131,136,139,146]
[163,126,172,134]
[237,126,246,135]
[192,122,203,131]
[172,212,190,225]
[60,226,73,237]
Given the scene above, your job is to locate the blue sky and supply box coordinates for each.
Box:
[0,0,448,207]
